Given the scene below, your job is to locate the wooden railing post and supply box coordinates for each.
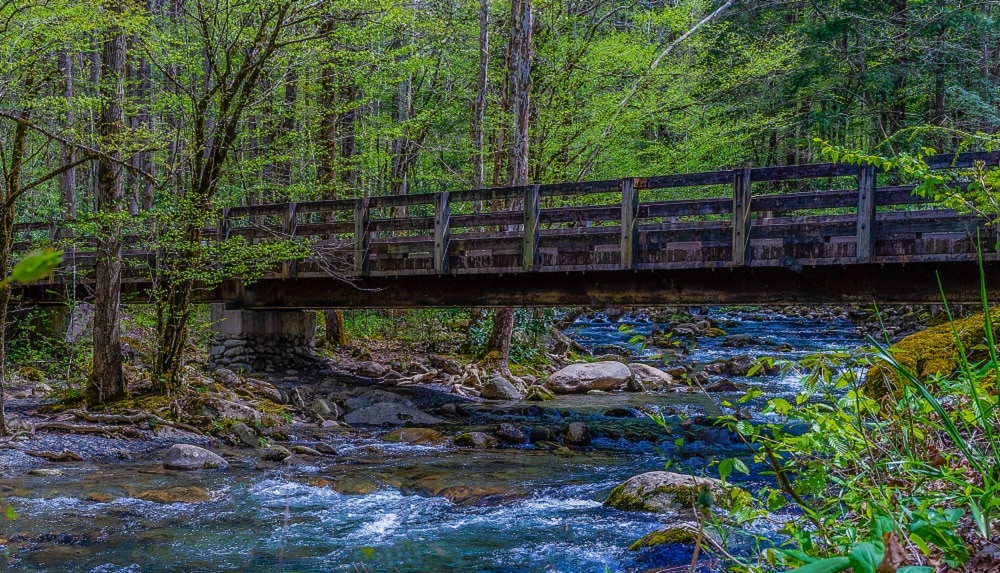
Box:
[281,202,298,278]
[522,185,540,271]
[620,178,639,270]
[218,208,231,240]
[433,192,451,274]
[731,167,752,265]
[354,197,371,276]
[856,164,877,262]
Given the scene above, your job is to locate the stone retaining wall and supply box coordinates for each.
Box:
[208,305,319,373]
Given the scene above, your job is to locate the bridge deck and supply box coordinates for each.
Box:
[14,152,1000,307]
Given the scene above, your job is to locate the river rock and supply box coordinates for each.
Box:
[343,402,443,426]
[604,471,741,513]
[383,427,447,445]
[544,361,632,394]
[355,361,388,378]
[480,374,523,400]
[453,432,499,448]
[628,521,721,550]
[703,378,742,392]
[604,407,643,418]
[28,468,63,477]
[212,368,240,387]
[243,378,284,404]
[162,444,228,471]
[312,398,342,420]
[529,426,558,443]
[563,422,591,446]
[138,486,213,504]
[627,363,675,390]
[261,445,292,461]
[495,423,526,444]
[230,422,259,448]
[344,389,408,412]
[524,385,556,401]
[193,397,260,426]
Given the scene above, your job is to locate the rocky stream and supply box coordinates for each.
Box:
[0,306,885,572]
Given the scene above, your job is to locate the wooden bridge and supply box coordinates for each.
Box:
[15,151,1000,307]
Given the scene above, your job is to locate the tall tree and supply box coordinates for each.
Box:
[481,0,532,376]
[88,1,128,404]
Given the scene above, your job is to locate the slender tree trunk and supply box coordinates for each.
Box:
[58,50,77,220]
[471,0,490,196]
[325,309,348,348]
[276,63,298,189]
[0,116,26,432]
[88,7,128,404]
[481,0,532,376]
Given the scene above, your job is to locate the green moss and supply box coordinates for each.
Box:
[863,309,1000,400]
[628,527,698,550]
[605,482,705,511]
[17,366,45,382]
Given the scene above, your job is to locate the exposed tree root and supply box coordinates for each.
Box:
[34,422,145,438]
[66,409,203,435]
[25,449,83,462]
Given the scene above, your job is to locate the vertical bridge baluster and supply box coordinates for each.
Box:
[620,178,638,270]
[281,202,298,278]
[354,197,371,276]
[856,164,876,262]
[522,185,540,271]
[433,191,451,274]
[731,166,752,265]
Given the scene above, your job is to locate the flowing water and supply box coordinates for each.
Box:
[0,308,863,573]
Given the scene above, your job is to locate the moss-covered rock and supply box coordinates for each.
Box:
[604,471,747,513]
[863,310,1000,400]
[628,521,721,550]
[383,427,446,445]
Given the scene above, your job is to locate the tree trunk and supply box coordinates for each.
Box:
[275,63,298,189]
[88,7,128,404]
[471,0,489,196]
[58,50,77,220]
[324,310,347,348]
[481,0,532,375]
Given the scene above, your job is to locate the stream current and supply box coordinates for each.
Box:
[0,309,862,572]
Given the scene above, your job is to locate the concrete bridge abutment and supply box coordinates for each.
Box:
[208,304,319,374]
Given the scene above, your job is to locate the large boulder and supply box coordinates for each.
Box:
[864,310,1000,400]
[162,444,228,471]
[343,402,443,426]
[604,471,745,513]
[627,363,676,390]
[544,361,632,394]
[480,374,523,400]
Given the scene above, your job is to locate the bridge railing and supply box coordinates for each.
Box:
[12,151,1000,282]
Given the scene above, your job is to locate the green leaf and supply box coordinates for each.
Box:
[896,567,933,573]
[848,542,881,573]
[5,504,16,520]
[9,249,62,284]
[719,458,733,482]
[784,556,850,573]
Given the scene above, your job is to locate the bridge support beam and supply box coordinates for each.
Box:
[208,304,318,374]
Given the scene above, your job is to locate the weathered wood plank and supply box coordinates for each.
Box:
[434,192,450,274]
[750,162,859,182]
[621,178,638,270]
[281,202,298,278]
[732,167,752,265]
[644,171,733,189]
[641,197,731,218]
[354,198,371,276]
[857,165,876,262]
[523,185,540,271]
